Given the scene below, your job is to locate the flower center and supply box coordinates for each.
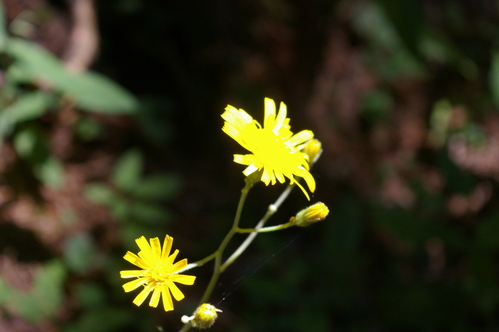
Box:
[150,263,170,282]
[253,129,293,166]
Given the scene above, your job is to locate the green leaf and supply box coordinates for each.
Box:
[133,174,182,200]
[66,71,138,113]
[112,149,143,191]
[34,156,65,188]
[13,125,50,162]
[63,233,96,274]
[84,183,115,205]
[489,51,499,108]
[6,38,138,113]
[0,91,52,136]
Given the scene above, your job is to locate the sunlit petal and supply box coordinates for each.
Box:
[122,277,148,292]
[222,97,317,199]
[120,235,196,312]
[132,284,154,307]
[166,279,185,301]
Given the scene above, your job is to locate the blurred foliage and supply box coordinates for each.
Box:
[1,0,499,331]
[85,149,180,248]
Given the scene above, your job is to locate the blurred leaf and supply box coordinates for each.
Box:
[13,125,51,164]
[376,0,424,58]
[73,116,103,141]
[13,126,40,157]
[110,197,132,221]
[84,183,115,205]
[133,174,181,200]
[0,276,13,304]
[121,223,159,249]
[6,38,138,113]
[65,307,133,332]
[0,91,52,136]
[35,156,65,189]
[351,2,425,80]
[0,261,66,322]
[0,0,7,50]
[75,283,105,309]
[64,233,96,274]
[428,99,453,147]
[131,201,172,224]
[66,71,138,113]
[31,261,66,320]
[112,149,143,191]
[489,51,499,108]
[420,32,478,79]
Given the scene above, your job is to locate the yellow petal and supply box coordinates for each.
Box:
[122,277,148,292]
[264,98,276,130]
[242,163,259,176]
[288,130,314,147]
[120,270,145,278]
[166,279,185,301]
[295,167,316,193]
[170,274,196,285]
[294,180,310,201]
[132,283,154,307]
[161,284,174,311]
[165,249,179,266]
[123,252,148,269]
[273,102,287,134]
[135,236,150,252]
[149,285,162,308]
[171,258,188,272]
[161,235,173,260]
[150,237,161,259]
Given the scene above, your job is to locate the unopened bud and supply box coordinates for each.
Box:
[181,303,222,329]
[303,138,323,165]
[292,202,329,227]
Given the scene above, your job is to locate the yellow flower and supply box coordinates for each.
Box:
[222,97,316,199]
[120,235,196,312]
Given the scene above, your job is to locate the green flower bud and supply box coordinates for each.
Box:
[181,303,222,329]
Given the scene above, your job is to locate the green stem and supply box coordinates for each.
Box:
[220,184,294,273]
[179,181,253,332]
[236,220,294,233]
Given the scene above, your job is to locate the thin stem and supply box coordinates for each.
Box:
[179,181,253,332]
[236,220,294,233]
[220,184,295,273]
[176,251,218,274]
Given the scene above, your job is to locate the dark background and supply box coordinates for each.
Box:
[1,0,499,331]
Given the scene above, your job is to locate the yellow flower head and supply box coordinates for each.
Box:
[120,235,196,312]
[222,97,316,199]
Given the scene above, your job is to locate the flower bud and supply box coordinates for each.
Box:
[303,138,323,165]
[292,202,329,227]
[181,303,222,329]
